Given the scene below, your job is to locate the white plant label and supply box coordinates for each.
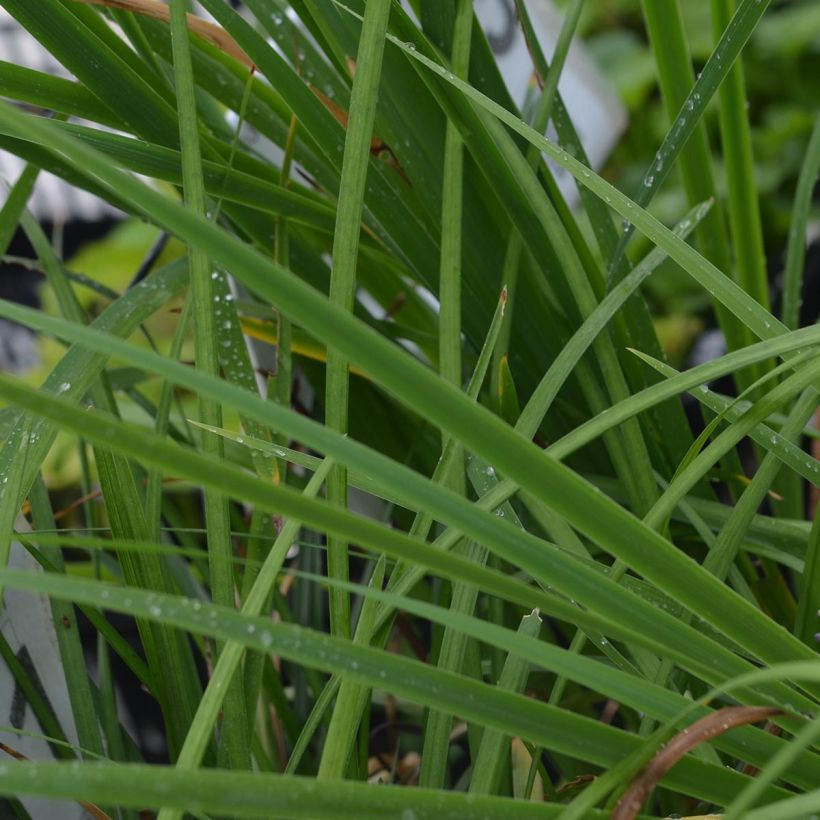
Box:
[0,10,120,222]
[0,535,86,819]
[473,0,626,204]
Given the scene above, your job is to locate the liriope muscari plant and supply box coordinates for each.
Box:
[0,0,818,818]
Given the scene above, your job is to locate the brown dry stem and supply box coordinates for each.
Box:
[612,706,782,820]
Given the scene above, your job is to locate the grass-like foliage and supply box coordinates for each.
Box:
[0,0,818,817]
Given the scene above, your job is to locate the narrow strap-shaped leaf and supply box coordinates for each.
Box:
[794,510,820,646]
[516,202,709,440]
[710,0,771,316]
[0,119,334,228]
[372,17,791,349]
[469,609,542,795]
[782,115,820,331]
[323,0,393,640]
[159,460,333,820]
[0,257,188,525]
[640,0,755,384]
[565,660,820,818]
[169,0,248,769]
[0,758,599,819]
[1,0,181,145]
[15,513,820,786]
[0,165,40,257]
[0,568,793,807]
[724,712,820,820]
[624,352,820,487]
[27,477,105,759]
[17,209,202,760]
[0,102,814,690]
[317,554,384,781]
[418,0,475,788]
[610,0,773,267]
[642,358,820,530]
[0,358,814,717]
[702,389,818,581]
[0,61,125,129]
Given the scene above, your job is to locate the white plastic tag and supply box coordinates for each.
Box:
[0,535,86,819]
[0,10,121,221]
[473,0,626,204]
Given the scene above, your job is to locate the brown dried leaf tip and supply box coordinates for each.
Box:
[70,0,254,68]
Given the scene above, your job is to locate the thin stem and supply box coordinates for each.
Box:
[324,0,393,640]
[168,0,248,768]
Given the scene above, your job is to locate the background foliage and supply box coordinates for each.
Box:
[0,0,818,817]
